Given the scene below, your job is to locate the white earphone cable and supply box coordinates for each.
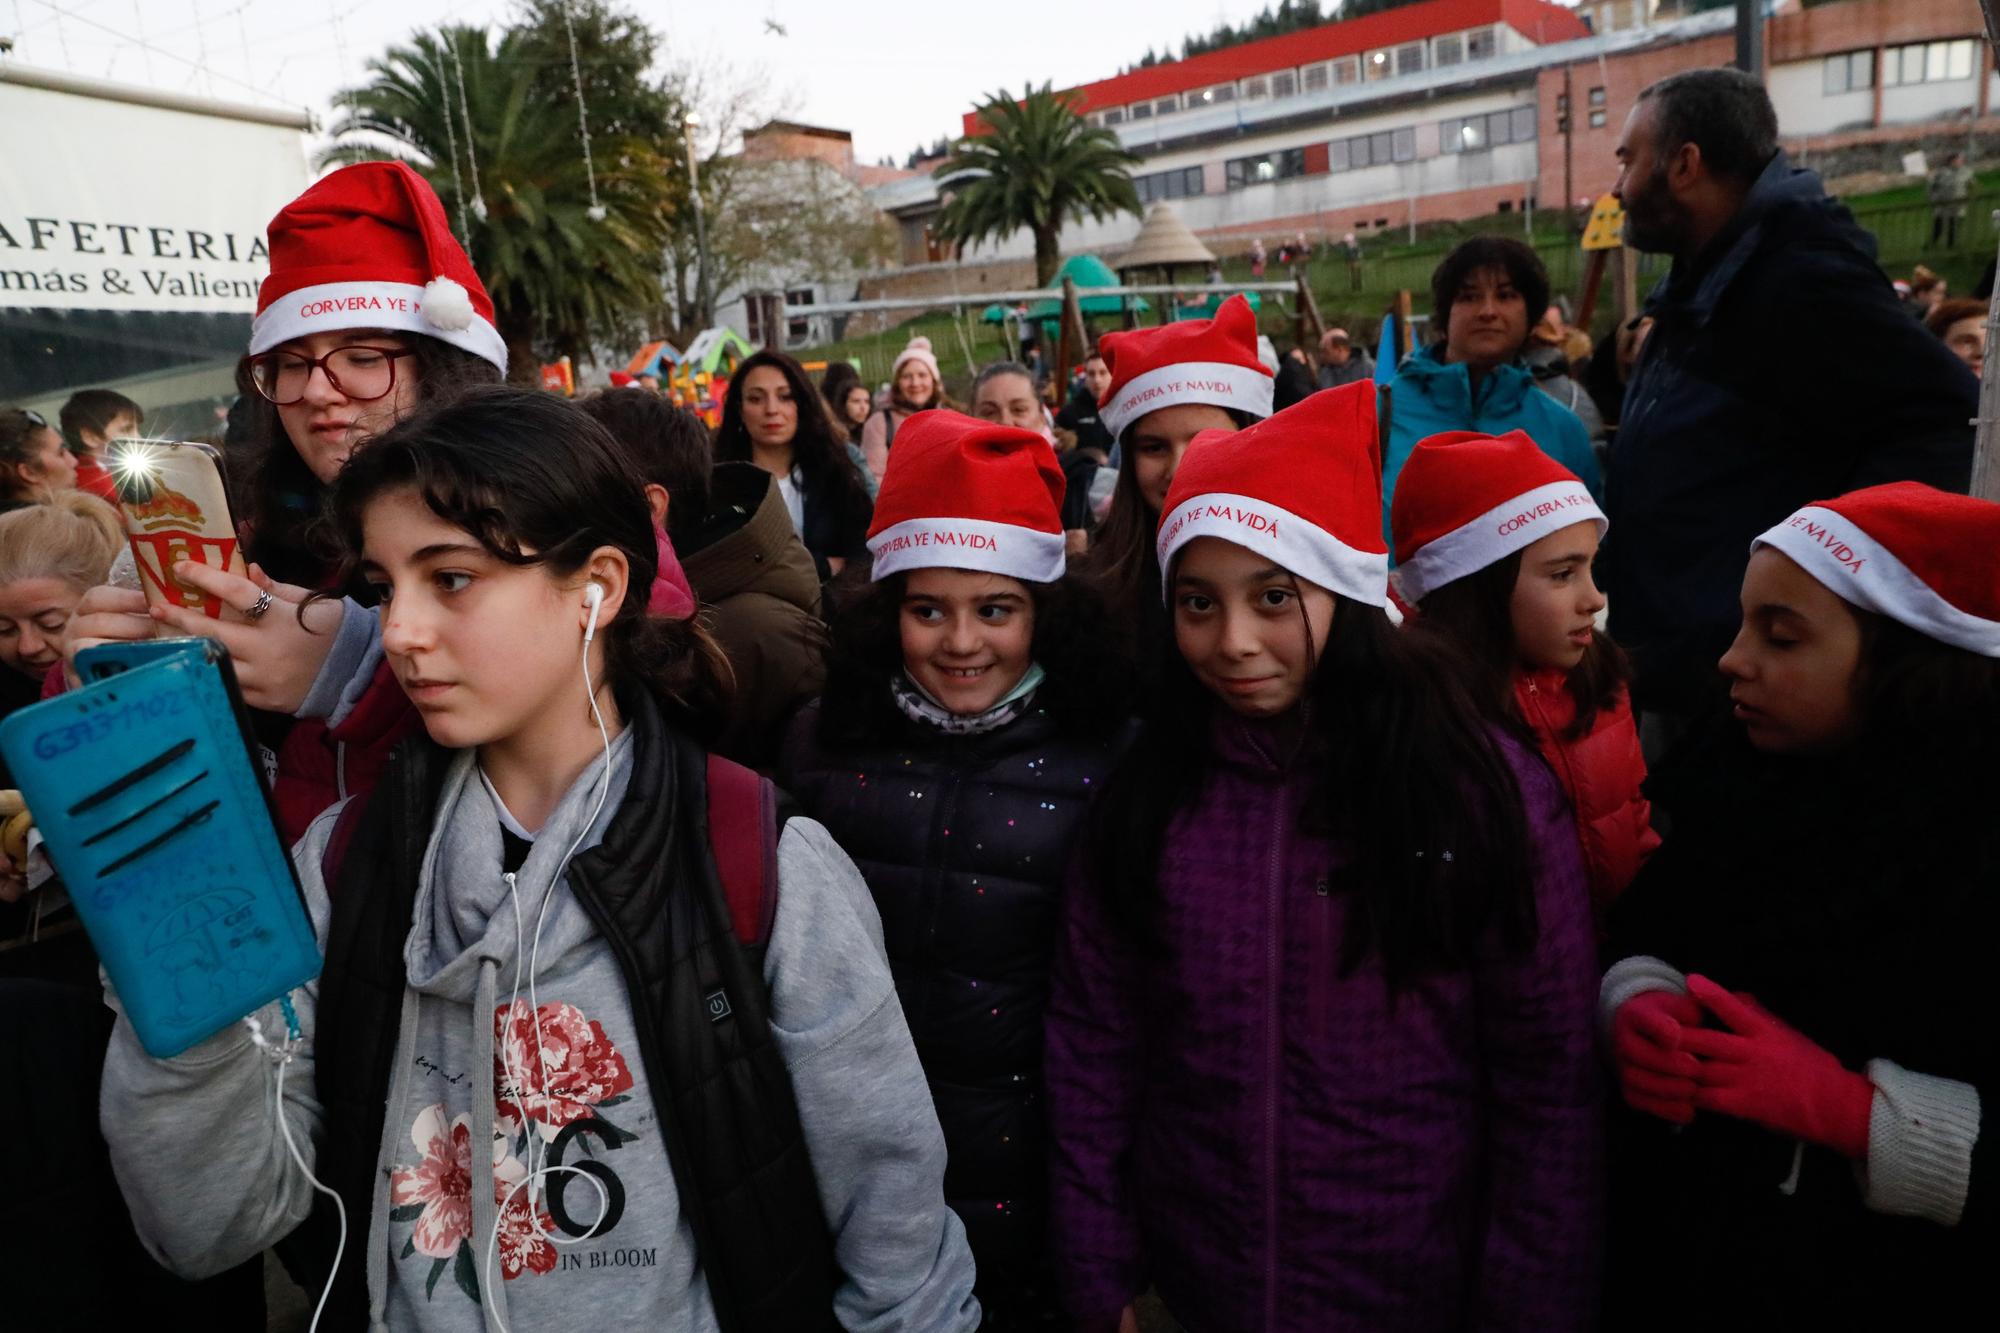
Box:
[482,587,615,1330]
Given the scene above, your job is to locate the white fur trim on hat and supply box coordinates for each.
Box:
[1754,506,2000,656]
[1101,360,1275,439]
[1392,481,1605,605]
[1157,490,1386,608]
[249,280,508,373]
[868,515,1066,584]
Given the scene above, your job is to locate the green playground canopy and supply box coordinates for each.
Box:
[982,255,1151,325]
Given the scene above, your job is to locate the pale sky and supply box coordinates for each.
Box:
[0,0,1410,164]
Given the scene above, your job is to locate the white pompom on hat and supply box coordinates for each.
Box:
[248,160,506,372]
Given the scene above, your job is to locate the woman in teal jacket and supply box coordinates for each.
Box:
[1382,237,1601,554]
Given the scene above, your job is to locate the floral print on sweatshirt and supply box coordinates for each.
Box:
[387,1000,638,1305]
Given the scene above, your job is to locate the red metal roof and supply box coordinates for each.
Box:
[963,0,1589,133]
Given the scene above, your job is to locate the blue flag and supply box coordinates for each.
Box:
[1374,315,1398,385]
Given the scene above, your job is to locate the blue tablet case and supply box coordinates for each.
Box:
[0,638,322,1056]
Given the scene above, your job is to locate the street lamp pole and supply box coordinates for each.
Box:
[683,112,713,330]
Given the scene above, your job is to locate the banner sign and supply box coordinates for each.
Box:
[0,73,310,314]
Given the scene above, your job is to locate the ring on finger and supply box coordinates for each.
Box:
[245,589,274,621]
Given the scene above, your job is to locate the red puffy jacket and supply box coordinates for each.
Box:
[1513,667,1658,918]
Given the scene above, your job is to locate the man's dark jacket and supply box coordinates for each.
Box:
[1604,152,1977,711]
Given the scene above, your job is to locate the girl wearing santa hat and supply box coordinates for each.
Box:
[780,410,1129,1329]
[1391,429,1657,920]
[62,161,505,841]
[1045,384,1601,1333]
[101,385,982,1333]
[1602,481,2000,1329]
[1084,294,1275,706]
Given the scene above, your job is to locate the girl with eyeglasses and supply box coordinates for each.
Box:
[62,162,504,841]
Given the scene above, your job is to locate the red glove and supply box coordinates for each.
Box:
[1678,975,1873,1159]
[1611,989,1704,1125]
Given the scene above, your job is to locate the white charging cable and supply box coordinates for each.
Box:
[245,995,346,1333]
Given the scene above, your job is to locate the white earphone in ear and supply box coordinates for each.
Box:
[582,580,605,644]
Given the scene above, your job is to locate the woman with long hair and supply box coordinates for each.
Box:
[1046,386,1600,1332]
[714,348,872,581]
[59,161,504,840]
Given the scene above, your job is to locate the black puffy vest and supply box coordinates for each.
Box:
[779,698,1129,1293]
[287,695,837,1330]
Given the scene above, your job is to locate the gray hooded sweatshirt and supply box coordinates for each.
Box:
[100,732,981,1332]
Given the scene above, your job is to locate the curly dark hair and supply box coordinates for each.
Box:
[813,563,1126,751]
[1088,597,1537,985]
[229,333,501,589]
[1428,236,1551,340]
[1412,549,1632,743]
[324,385,731,741]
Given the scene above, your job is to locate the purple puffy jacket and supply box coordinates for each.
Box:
[1045,715,1602,1332]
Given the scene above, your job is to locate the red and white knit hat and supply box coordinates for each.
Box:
[1389,429,1606,604]
[1752,481,2000,656]
[1155,381,1386,606]
[867,409,1066,583]
[1097,293,1274,438]
[249,161,506,373]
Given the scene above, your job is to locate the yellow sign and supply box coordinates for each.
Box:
[1581,193,1626,251]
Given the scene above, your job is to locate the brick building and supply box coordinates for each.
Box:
[869,0,1995,271]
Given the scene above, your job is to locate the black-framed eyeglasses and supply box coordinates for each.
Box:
[246,344,416,406]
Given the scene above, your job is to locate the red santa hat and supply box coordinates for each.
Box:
[1154,381,1385,606]
[1751,481,2000,656]
[248,161,506,373]
[866,410,1066,584]
[1096,293,1274,439]
[1389,429,1606,605]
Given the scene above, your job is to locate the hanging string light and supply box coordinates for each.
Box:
[560,0,609,222]
[436,32,471,241]
[447,33,488,222]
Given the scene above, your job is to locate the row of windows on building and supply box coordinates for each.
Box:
[1093,24,1501,129]
[1131,105,1536,202]
[1823,38,1979,96]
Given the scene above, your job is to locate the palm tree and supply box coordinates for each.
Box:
[936,85,1142,287]
[322,25,680,379]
